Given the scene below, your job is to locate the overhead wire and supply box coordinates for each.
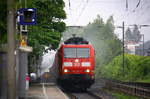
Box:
[74,0,84,11]
[124,0,150,38]
[125,0,145,25]
[68,0,127,26]
[126,0,128,11]
[121,0,145,23]
[74,0,89,26]
[130,0,148,24]
[132,0,141,12]
[67,0,148,26]
[68,0,71,10]
[74,0,126,26]
[67,0,73,26]
[138,0,150,24]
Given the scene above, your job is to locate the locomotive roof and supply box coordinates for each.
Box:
[64,37,89,45]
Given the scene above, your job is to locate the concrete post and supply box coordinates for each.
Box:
[18,51,28,98]
[7,0,16,98]
[0,52,7,99]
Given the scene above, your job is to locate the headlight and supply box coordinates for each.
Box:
[64,69,68,73]
[63,62,72,67]
[85,69,90,73]
[82,62,91,67]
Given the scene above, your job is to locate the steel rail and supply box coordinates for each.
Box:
[87,91,102,99]
[66,91,102,99]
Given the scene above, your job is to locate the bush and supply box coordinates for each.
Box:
[96,54,150,82]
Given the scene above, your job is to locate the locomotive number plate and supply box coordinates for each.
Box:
[74,63,80,66]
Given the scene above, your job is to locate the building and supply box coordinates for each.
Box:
[125,41,140,55]
[135,41,150,56]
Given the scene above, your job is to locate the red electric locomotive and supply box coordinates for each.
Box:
[56,36,95,90]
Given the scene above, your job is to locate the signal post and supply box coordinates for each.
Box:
[17,8,36,98]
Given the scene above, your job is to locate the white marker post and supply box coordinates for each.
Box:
[26,75,30,90]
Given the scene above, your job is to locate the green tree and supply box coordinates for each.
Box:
[0,0,66,73]
[125,25,141,43]
[77,15,122,66]
[0,1,7,44]
[132,24,141,42]
[28,0,66,73]
[97,54,150,82]
[101,16,122,65]
[125,27,132,41]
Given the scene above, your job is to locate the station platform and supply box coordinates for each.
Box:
[26,83,69,99]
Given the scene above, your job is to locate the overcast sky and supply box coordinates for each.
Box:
[64,0,150,41]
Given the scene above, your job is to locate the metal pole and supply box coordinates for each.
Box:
[7,0,16,98]
[18,0,29,97]
[122,22,125,74]
[143,34,144,56]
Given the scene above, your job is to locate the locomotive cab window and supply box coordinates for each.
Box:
[77,48,90,58]
[64,48,90,58]
[64,48,76,58]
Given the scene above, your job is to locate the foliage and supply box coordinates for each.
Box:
[27,0,66,73]
[125,27,132,41]
[82,15,122,66]
[0,1,7,44]
[0,0,23,44]
[0,0,66,73]
[28,0,66,50]
[125,25,141,43]
[132,25,141,42]
[111,91,141,99]
[97,54,150,82]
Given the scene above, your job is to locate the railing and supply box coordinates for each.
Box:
[104,79,150,99]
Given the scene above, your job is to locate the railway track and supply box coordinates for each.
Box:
[60,78,116,99]
[104,79,150,99]
[67,91,102,99]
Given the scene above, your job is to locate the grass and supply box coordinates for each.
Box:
[111,91,141,99]
[137,79,150,83]
[103,88,141,99]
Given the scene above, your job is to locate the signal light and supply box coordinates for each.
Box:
[24,10,34,23]
[18,8,37,25]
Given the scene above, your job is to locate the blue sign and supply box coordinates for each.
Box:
[18,8,37,25]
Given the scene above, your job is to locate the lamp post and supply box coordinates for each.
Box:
[122,22,125,74]
[141,34,144,56]
[116,21,125,74]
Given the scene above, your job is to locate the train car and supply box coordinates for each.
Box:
[55,36,95,90]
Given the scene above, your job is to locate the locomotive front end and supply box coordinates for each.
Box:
[58,37,95,90]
